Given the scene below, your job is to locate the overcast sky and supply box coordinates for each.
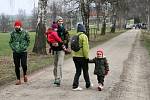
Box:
[0,0,39,15]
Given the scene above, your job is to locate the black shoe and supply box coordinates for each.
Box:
[56,83,60,87]
[54,79,60,86]
[54,80,57,84]
[86,83,93,88]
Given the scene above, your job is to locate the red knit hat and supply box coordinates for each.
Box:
[51,23,58,30]
[14,20,22,27]
[97,48,104,57]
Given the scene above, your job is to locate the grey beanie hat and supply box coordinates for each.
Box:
[56,16,63,22]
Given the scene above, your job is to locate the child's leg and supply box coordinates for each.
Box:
[97,75,105,91]
[97,75,105,85]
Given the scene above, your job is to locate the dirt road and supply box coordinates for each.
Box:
[0,29,150,100]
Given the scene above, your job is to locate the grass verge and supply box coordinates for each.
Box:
[141,30,150,55]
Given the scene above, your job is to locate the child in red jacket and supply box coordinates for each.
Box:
[89,48,109,91]
[46,23,68,52]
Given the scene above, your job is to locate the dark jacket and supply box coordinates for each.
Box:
[89,57,109,76]
[9,29,30,53]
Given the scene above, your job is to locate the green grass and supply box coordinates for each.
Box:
[0,29,125,86]
[0,33,11,56]
[0,32,35,56]
[141,30,150,55]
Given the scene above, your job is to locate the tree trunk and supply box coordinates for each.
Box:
[32,0,48,55]
[96,1,101,31]
[32,21,47,54]
[101,16,106,35]
[147,0,150,31]
[111,24,116,33]
[111,14,117,33]
[80,0,90,38]
[111,20,116,33]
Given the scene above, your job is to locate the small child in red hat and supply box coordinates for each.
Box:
[46,22,70,54]
[89,48,109,91]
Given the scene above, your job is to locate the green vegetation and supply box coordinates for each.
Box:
[0,32,36,56]
[0,29,125,86]
[0,33,11,56]
[141,30,150,55]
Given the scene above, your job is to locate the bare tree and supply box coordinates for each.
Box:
[32,0,48,55]
[63,0,92,38]
[62,0,79,30]
[48,1,63,21]
[31,7,38,32]
[147,0,150,30]
[101,0,110,35]
[0,14,10,32]
[80,0,92,38]
[94,0,102,31]
[17,9,26,21]
[108,0,119,33]
[116,0,128,30]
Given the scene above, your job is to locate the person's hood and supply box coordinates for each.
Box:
[77,24,86,33]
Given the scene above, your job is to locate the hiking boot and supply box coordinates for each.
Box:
[24,75,28,82]
[72,87,83,91]
[15,80,21,85]
[97,83,103,91]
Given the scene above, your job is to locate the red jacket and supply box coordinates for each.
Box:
[47,30,62,43]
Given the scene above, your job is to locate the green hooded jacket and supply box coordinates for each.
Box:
[9,29,30,53]
[72,32,89,59]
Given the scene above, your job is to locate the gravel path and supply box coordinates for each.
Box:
[0,29,149,100]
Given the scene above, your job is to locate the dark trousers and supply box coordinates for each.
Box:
[13,52,27,80]
[72,57,91,88]
[97,75,105,86]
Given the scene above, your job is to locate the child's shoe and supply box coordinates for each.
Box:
[97,83,103,91]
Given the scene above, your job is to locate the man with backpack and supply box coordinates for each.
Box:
[71,24,92,91]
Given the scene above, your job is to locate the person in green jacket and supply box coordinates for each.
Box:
[9,20,30,85]
[72,24,92,91]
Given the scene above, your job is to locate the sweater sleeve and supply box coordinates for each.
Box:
[9,32,15,51]
[104,57,109,71]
